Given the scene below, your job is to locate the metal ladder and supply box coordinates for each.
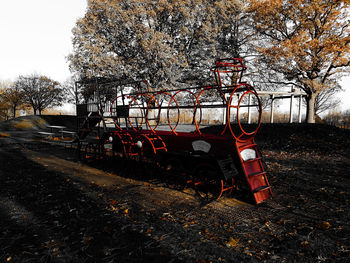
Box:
[235,138,273,204]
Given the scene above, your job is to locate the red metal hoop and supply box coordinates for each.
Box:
[211,58,247,88]
[145,94,161,133]
[137,80,151,93]
[196,86,227,135]
[146,91,173,133]
[167,89,202,135]
[226,83,262,141]
[237,90,262,137]
[110,94,145,131]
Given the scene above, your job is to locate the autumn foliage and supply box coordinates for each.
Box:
[68,0,349,123]
[249,0,350,123]
[68,0,245,89]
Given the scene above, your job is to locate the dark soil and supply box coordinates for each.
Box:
[0,118,349,262]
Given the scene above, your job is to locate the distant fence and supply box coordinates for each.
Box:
[253,90,307,124]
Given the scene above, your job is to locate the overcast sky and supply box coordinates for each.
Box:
[0,0,87,83]
[0,0,349,111]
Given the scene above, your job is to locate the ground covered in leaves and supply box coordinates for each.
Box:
[0,118,349,262]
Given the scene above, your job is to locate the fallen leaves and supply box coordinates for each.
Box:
[108,199,118,205]
[82,235,94,245]
[300,240,309,248]
[226,237,240,248]
[0,132,10,137]
[0,124,349,262]
[317,221,331,230]
[203,228,218,240]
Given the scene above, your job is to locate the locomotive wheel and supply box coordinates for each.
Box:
[193,163,223,200]
[84,143,96,159]
[112,137,127,158]
[163,156,187,185]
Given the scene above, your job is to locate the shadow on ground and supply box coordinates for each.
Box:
[0,121,349,262]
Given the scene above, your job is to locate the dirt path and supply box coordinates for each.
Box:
[0,126,349,262]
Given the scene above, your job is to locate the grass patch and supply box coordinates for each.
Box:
[13,119,35,130]
[32,118,47,128]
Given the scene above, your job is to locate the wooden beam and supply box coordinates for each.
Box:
[289,95,294,123]
[256,90,307,96]
[298,95,303,123]
[270,95,275,124]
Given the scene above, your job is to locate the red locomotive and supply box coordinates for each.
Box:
[75,58,273,204]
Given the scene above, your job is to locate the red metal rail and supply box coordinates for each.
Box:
[76,58,273,204]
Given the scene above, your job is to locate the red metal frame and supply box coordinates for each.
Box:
[76,58,273,204]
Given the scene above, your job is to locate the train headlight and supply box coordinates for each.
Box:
[240,149,256,161]
[136,141,143,148]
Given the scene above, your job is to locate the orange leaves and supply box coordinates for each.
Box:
[300,240,309,248]
[226,237,240,248]
[249,0,350,110]
[317,221,331,230]
[0,132,10,137]
[107,198,131,216]
[203,228,218,240]
[108,199,118,205]
[249,0,283,15]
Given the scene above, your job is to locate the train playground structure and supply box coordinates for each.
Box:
[74,58,273,205]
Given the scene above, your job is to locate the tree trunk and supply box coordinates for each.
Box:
[192,107,197,125]
[12,105,16,118]
[33,108,37,115]
[305,93,316,123]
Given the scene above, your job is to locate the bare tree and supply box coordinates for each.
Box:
[61,75,84,104]
[323,110,343,126]
[16,74,65,115]
[313,84,343,115]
